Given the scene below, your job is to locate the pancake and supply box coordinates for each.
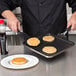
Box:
[43,35,55,42]
[27,37,40,46]
[42,46,57,54]
[12,57,27,65]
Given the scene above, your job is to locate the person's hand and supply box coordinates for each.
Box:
[67,12,76,30]
[1,10,21,32]
[7,17,21,32]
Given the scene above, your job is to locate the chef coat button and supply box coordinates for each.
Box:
[39,2,43,6]
[39,1,46,6]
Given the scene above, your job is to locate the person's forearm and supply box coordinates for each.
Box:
[1,10,17,20]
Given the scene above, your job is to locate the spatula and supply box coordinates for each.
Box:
[57,25,71,39]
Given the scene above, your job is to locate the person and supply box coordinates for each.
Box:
[0,0,76,37]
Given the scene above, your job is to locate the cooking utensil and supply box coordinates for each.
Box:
[23,34,74,58]
[57,25,71,39]
[17,25,74,58]
[17,29,29,39]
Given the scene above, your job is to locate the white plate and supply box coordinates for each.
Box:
[0,54,39,69]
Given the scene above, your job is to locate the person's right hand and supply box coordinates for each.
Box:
[7,17,21,32]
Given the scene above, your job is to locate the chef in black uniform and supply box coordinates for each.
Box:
[0,0,76,37]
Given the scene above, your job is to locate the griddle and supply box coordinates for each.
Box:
[21,32,75,58]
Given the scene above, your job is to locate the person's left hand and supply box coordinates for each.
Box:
[67,12,76,30]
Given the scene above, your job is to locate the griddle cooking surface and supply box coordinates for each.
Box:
[23,35,74,58]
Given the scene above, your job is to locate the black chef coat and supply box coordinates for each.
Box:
[0,0,76,36]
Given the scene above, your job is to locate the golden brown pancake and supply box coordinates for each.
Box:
[12,57,27,65]
[27,37,40,46]
[42,46,57,54]
[43,35,55,42]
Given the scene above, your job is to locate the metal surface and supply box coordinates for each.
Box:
[23,35,74,58]
[0,44,76,76]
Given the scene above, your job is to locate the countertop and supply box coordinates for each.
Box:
[0,44,76,76]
